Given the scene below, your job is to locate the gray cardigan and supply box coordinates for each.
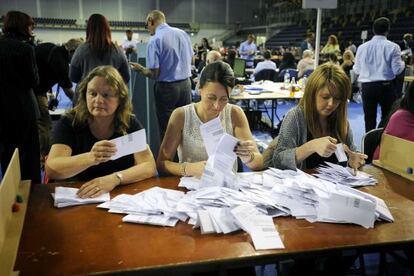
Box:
[271,105,356,170]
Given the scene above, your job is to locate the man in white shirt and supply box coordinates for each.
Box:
[121,30,138,59]
[239,34,257,68]
[253,50,277,79]
[354,17,405,132]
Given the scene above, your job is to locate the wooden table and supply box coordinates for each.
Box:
[231,82,302,129]
[14,166,414,275]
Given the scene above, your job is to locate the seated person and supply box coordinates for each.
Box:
[373,81,414,160]
[157,61,263,178]
[297,49,315,78]
[341,50,355,79]
[270,63,367,171]
[253,50,277,77]
[278,52,296,72]
[46,66,157,198]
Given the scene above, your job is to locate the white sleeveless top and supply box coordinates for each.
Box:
[178,103,235,164]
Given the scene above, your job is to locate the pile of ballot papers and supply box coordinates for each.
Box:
[314,162,378,187]
[52,187,110,208]
[99,168,393,230]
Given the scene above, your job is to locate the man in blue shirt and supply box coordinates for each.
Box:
[354,17,405,132]
[239,34,257,68]
[130,10,193,139]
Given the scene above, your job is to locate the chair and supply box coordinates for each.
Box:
[278,68,298,82]
[302,69,314,78]
[254,69,278,82]
[360,127,384,164]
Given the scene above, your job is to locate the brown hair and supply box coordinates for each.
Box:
[299,63,351,142]
[2,10,34,39]
[69,66,132,135]
[86,14,114,59]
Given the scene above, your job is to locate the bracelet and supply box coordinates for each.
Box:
[180,162,188,176]
[245,151,255,164]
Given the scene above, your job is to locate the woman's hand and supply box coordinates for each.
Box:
[234,140,256,164]
[77,174,119,199]
[344,145,368,175]
[186,161,206,179]
[89,140,117,165]
[312,136,337,157]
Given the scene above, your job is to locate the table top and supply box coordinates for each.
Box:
[231,82,303,100]
[14,166,414,275]
[404,75,414,82]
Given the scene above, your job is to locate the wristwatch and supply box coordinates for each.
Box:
[114,172,123,185]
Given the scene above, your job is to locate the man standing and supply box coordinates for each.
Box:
[122,29,138,59]
[34,38,82,160]
[130,10,192,139]
[239,34,257,68]
[300,32,314,56]
[354,17,405,132]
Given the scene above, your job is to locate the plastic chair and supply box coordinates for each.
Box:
[278,68,298,82]
[254,69,278,82]
[360,128,384,164]
[302,69,314,78]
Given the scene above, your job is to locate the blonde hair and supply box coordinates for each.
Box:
[302,49,313,58]
[69,65,133,135]
[299,63,351,142]
[328,35,338,45]
[147,10,166,24]
[343,50,355,62]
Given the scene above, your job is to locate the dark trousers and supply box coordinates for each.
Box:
[361,81,397,132]
[0,119,41,183]
[154,78,192,140]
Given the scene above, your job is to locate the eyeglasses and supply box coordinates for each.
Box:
[87,91,118,100]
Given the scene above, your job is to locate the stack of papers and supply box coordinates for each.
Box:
[97,187,187,227]
[314,162,378,187]
[52,187,110,208]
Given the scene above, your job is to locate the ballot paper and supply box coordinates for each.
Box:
[231,205,285,250]
[110,129,147,160]
[52,187,110,208]
[199,117,225,156]
[314,162,377,187]
[334,143,348,163]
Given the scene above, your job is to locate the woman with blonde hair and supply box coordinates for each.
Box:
[297,49,315,78]
[46,66,156,198]
[270,63,366,171]
[341,49,355,79]
[321,34,341,56]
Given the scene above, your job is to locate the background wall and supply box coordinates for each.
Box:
[1,0,260,24]
[1,0,260,45]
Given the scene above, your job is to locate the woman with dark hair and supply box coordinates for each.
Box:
[278,52,296,72]
[157,61,263,178]
[0,10,41,183]
[373,82,414,160]
[197,37,212,60]
[69,14,130,84]
[46,66,156,198]
[270,63,367,171]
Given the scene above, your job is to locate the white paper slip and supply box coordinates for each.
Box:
[110,128,147,160]
[335,143,348,163]
[198,210,216,234]
[122,214,178,227]
[199,117,224,156]
[250,228,285,250]
[53,187,110,208]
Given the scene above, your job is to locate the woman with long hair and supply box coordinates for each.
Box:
[70,14,130,84]
[271,63,366,171]
[47,66,156,198]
